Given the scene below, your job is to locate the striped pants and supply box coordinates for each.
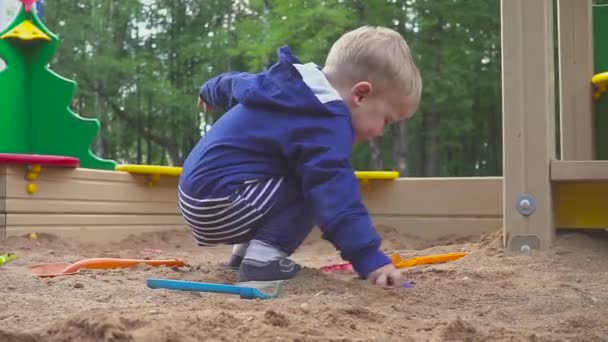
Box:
[178,177,314,254]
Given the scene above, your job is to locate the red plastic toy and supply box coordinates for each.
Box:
[0,153,80,167]
[20,0,37,12]
[319,262,353,272]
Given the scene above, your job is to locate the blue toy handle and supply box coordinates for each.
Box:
[148,278,239,293]
[146,278,273,299]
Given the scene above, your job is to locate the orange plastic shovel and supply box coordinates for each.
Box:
[30,258,185,277]
[391,252,467,269]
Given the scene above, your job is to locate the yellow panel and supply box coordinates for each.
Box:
[116,164,398,181]
[554,182,608,229]
[0,20,51,41]
[592,72,608,99]
[354,171,399,180]
[592,72,608,86]
[115,164,182,177]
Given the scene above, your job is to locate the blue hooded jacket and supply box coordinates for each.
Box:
[180,46,391,278]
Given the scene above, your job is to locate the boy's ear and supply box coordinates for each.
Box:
[351,81,373,105]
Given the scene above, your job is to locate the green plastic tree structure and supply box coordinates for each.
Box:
[0,3,116,170]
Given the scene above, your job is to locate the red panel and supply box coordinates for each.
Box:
[0,153,80,167]
[320,262,353,273]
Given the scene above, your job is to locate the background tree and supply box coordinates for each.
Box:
[23,0,502,177]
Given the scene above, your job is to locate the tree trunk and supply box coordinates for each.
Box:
[414,112,428,176]
[368,138,384,170]
[136,83,142,164]
[95,79,109,160]
[425,112,439,177]
[135,17,142,165]
[464,89,481,176]
[98,99,111,160]
[392,121,409,176]
[147,93,153,165]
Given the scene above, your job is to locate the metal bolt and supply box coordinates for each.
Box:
[516,193,536,216]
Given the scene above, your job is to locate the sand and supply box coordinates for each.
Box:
[1,225,608,341]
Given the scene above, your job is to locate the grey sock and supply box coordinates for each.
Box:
[232,243,249,257]
[244,239,286,263]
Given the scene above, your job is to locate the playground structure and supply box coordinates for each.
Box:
[501,0,608,251]
[0,1,607,251]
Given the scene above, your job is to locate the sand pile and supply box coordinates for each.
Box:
[1,226,607,341]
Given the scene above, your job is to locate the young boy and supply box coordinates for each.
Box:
[179,26,422,287]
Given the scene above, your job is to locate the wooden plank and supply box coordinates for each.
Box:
[5,165,152,183]
[5,225,187,243]
[501,0,556,250]
[362,177,502,217]
[557,0,595,160]
[6,198,179,214]
[0,164,504,243]
[4,217,501,244]
[4,168,179,202]
[0,213,5,241]
[0,165,6,213]
[0,166,5,240]
[551,160,608,181]
[371,217,502,241]
[5,213,184,226]
[554,182,608,229]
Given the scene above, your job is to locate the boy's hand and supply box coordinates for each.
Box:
[367,264,404,288]
[197,97,212,112]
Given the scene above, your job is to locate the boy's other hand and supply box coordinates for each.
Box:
[367,264,404,288]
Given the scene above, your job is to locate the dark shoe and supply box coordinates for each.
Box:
[238,257,301,282]
[227,254,244,272]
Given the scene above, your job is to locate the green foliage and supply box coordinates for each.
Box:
[230,0,356,70]
[38,0,503,176]
[0,6,115,169]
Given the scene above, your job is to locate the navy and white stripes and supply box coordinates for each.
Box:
[178,178,284,246]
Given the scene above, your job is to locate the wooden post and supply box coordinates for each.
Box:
[501,0,556,251]
[0,166,5,240]
[558,0,595,161]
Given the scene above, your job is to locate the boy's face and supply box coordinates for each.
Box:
[344,82,412,144]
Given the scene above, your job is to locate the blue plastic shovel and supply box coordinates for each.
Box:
[146,278,281,300]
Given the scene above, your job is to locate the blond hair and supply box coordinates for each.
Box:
[324,26,422,115]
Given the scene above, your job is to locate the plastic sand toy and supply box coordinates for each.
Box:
[0,253,17,266]
[29,258,185,277]
[146,278,282,300]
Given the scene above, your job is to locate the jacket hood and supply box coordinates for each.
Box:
[231,46,347,116]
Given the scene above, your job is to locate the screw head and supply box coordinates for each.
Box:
[516,193,536,216]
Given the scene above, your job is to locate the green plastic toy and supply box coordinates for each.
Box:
[0,253,17,266]
[0,4,116,170]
